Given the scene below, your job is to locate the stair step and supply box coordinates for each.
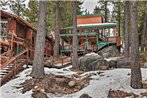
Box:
[3,66,13,70]
[0,70,10,73]
[0,73,7,76]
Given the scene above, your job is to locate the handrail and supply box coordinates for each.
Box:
[51,56,72,66]
[0,50,12,58]
[0,49,28,69]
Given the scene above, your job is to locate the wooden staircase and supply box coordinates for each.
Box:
[0,49,29,86]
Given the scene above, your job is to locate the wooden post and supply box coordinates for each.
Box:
[62,58,63,66]
[96,29,99,51]
[96,30,99,45]
[26,50,29,68]
[85,37,89,48]
[77,37,79,50]
[62,38,64,50]
[68,38,70,50]
[10,33,14,51]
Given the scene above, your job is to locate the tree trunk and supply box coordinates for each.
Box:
[72,1,78,69]
[118,2,121,37]
[141,7,147,52]
[124,1,130,57]
[31,0,46,79]
[53,1,60,57]
[130,1,142,89]
[104,1,108,22]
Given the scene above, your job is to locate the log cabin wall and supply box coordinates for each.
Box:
[7,19,16,34]
[16,22,27,38]
[1,10,54,60]
[77,15,103,25]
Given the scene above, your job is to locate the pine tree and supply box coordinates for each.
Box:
[93,6,101,14]
[124,1,130,57]
[111,1,123,37]
[97,0,110,22]
[53,1,60,57]
[24,0,39,27]
[141,2,147,52]
[9,0,26,17]
[130,1,142,89]
[77,0,84,15]
[31,0,46,79]
[72,1,78,69]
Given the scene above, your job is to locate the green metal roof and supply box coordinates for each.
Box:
[66,23,118,29]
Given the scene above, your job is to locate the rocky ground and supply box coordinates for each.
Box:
[1,47,147,98]
[21,73,90,96]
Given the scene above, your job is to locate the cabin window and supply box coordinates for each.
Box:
[32,36,35,45]
[1,21,8,39]
[109,28,115,37]
[104,29,109,37]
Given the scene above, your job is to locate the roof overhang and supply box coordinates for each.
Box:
[65,23,118,30]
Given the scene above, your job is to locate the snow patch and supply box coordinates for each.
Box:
[0,65,147,98]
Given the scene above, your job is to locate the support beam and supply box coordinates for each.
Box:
[96,29,99,45]
[60,32,97,37]
[85,37,89,49]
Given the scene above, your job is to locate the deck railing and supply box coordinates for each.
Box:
[0,49,29,69]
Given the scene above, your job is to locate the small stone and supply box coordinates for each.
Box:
[63,69,68,71]
[79,93,92,98]
[127,73,131,76]
[68,81,76,87]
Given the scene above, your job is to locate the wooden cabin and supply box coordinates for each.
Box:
[0,10,53,62]
[60,14,121,55]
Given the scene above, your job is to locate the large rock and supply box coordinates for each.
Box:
[99,45,120,58]
[107,60,117,68]
[78,53,108,71]
[117,57,131,68]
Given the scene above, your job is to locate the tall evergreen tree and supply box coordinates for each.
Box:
[141,2,147,52]
[31,0,46,79]
[97,0,110,22]
[53,1,60,57]
[77,0,84,15]
[93,6,101,14]
[124,1,130,57]
[24,0,39,27]
[112,1,123,37]
[10,0,26,17]
[72,1,78,69]
[130,1,142,89]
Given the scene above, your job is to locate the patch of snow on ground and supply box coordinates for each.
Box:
[85,52,99,56]
[0,67,32,98]
[0,65,147,98]
[104,56,122,61]
[44,67,77,78]
[54,62,71,67]
[47,68,147,98]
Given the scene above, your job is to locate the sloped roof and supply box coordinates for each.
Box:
[1,10,36,31]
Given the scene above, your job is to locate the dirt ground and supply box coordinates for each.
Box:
[108,89,139,98]
[21,73,90,97]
